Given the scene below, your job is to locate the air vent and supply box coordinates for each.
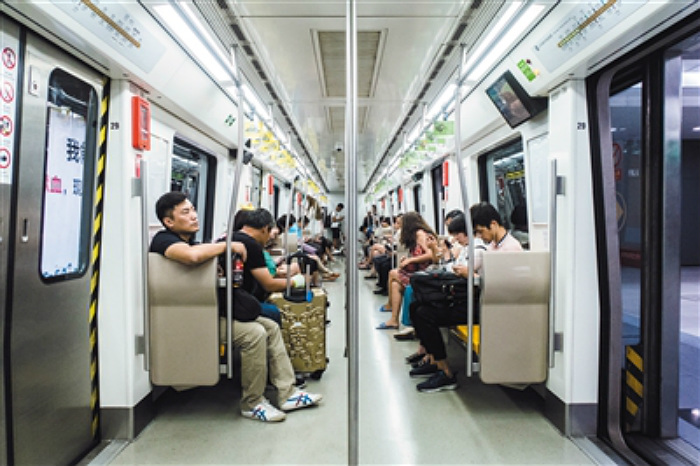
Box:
[316,30,383,98]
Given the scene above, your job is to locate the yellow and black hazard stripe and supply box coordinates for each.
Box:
[625,344,644,431]
[89,78,110,439]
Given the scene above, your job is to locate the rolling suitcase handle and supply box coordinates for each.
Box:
[284,250,313,302]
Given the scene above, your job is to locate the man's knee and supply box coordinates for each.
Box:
[233,320,266,349]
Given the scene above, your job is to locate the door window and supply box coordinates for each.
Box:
[479,138,529,248]
[40,69,97,281]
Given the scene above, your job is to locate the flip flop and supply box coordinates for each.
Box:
[378,305,391,312]
[376,322,398,330]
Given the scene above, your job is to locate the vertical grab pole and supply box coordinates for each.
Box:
[284,178,298,297]
[140,159,151,371]
[548,159,558,368]
[453,44,475,377]
[225,45,246,379]
[388,190,394,253]
[346,0,359,464]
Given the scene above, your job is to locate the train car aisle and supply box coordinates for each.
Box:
[95,257,597,465]
[355,268,595,465]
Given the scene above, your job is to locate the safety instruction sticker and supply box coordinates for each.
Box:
[1,30,19,185]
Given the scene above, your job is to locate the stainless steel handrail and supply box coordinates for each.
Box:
[454,44,476,377]
[140,159,150,371]
[346,1,359,464]
[225,45,245,379]
[548,159,558,368]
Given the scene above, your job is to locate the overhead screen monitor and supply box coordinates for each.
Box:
[485,71,547,128]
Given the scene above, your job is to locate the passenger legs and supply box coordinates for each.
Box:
[232,319,269,411]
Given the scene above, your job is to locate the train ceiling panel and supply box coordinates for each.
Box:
[190,0,484,193]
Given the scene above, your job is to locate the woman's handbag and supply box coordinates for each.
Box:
[410,269,469,307]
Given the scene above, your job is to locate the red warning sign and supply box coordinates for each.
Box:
[0,147,10,169]
[0,115,12,137]
[2,47,16,70]
[1,81,14,103]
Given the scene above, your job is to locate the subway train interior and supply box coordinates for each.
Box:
[0,0,699,465]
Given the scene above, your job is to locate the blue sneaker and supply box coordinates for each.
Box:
[242,398,286,422]
[280,389,323,411]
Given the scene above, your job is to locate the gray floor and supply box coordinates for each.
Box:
[103,258,599,465]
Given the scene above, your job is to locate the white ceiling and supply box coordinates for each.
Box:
[185,0,502,193]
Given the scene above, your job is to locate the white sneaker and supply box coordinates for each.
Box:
[242,398,286,422]
[280,389,323,412]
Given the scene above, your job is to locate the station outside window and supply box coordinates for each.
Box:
[40,69,97,281]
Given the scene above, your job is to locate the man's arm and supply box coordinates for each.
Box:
[165,241,247,266]
[250,266,290,293]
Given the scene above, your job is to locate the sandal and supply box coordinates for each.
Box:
[376,322,399,330]
[378,304,391,312]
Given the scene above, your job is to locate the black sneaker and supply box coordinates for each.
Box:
[417,371,458,392]
[405,352,424,364]
[409,362,438,378]
[411,356,431,369]
[294,374,307,389]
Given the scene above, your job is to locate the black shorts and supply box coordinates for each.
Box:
[331,227,340,239]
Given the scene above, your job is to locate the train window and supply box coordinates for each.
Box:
[171,139,216,241]
[478,139,529,248]
[250,165,262,208]
[412,184,422,214]
[273,184,280,219]
[39,69,97,281]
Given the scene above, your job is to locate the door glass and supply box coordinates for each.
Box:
[40,69,96,281]
[675,33,700,450]
[610,82,643,356]
[171,144,210,242]
[413,184,422,213]
[431,164,444,234]
[480,139,529,248]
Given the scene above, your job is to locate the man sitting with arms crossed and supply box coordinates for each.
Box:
[150,192,322,422]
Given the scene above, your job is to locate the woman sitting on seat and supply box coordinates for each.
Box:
[377,211,438,330]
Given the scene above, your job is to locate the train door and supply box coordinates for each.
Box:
[589,19,699,465]
[3,24,103,465]
[0,15,19,466]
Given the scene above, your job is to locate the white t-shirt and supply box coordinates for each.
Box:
[331,208,344,228]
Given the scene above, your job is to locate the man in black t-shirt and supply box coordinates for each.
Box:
[150,192,244,262]
[150,193,322,422]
